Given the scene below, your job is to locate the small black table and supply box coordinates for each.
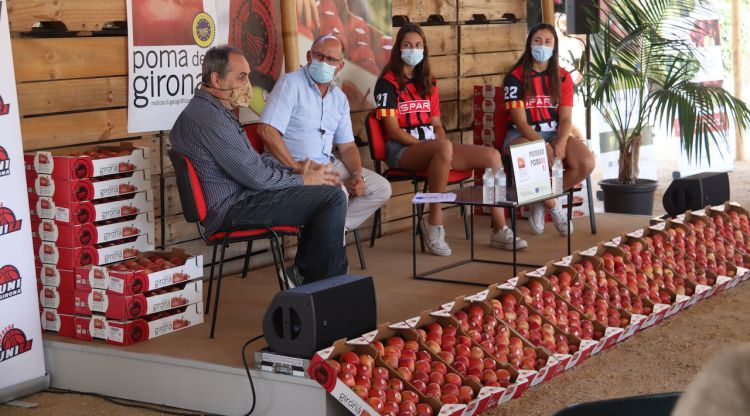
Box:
[412,187,573,286]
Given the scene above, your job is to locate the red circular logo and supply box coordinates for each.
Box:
[0,265,20,284]
[2,328,27,350]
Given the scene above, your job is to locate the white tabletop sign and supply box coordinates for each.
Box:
[509,140,552,203]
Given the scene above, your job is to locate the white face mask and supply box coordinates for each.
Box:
[308,60,336,84]
[531,45,554,63]
[401,48,424,66]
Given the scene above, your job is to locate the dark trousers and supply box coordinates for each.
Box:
[220,185,348,282]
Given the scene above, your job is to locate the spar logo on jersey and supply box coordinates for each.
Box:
[0,326,33,363]
[0,265,22,301]
[525,95,553,108]
[0,95,10,116]
[0,146,9,176]
[398,100,430,114]
[0,205,22,236]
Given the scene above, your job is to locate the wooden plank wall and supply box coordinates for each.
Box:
[8,0,526,274]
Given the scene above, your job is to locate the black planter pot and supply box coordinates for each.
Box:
[599,179,658,215]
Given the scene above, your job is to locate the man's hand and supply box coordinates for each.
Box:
[291,158,322,173]
[301,160,340,186]
[346,173,366,197]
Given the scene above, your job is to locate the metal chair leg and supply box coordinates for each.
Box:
[353,229,366,269]
[459,181,470,240]
[209,244,227,339]
[369,209,380,248]
[240,240,253,278]
[269,237,286,291]
[585,175,597,234]
[204,245,218,315]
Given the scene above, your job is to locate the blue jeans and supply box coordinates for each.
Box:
[220,185,348,283]
[503,129,557,152]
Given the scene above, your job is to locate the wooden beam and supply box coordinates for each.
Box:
[280,0,300,71]
[392,0,458,23]
[17,76,127,117]
[21,108,134,150]
[732,0,745,160]
[457,0,527,22]
[542,0,555,24]
[13,37,127,82]
[459,24,527,54]
[7,0,126,33]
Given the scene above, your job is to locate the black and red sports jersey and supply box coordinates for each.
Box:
[503,65,573,133]
[374,70,440,140]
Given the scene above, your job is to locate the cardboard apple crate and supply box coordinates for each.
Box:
[309,338,461,416]
[358,322,486,414]
[73,280,202,320]
[79,303,204,345]
[24,144,149,180]
[580,243,672,326]
[27,169,151,204]
[459,285,596,380]
[29,190,153,225]
[404,310,511,410]
[38,286,76,315]
[35,233,155,269]
[75,249,203,295]
[553,253,648,343]
[40,308,76,338]
[36,265,75,293]
[704,205,750,265]
[518,269,627,355]
[438,296,539,401]
[31,211,154,248]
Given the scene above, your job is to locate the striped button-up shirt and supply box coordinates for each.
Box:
[170,88,303,235]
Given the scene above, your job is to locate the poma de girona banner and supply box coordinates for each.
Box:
[127,0,230,133]
[0,0,49,403]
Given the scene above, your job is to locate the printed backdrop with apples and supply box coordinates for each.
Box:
[128,0,392,132]
[0,0,47,399]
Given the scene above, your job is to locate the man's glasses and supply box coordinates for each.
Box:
[311,51,342,66]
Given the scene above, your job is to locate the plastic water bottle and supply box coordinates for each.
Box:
[552,159,564,195]
[482,168,495,203]
[495,168,507,201]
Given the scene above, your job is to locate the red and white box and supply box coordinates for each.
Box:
[309,338,469,416]
[25,144,149,180]
[75,249,203,295]
[36,233,154,269]
[73,281,202,320]
[104,303,203,345]
[28,169,151,204]
[32,211,154,247]
[40,308,76,338]
[38,286,76,315]
[36,265,76,293]
[29,190,153,225]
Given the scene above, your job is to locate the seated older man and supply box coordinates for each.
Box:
[170,45,347,285]
[257,34,392,236]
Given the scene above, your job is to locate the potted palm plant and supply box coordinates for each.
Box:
[584,0,750,214]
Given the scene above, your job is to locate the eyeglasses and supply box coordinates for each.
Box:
[311,51,342,66]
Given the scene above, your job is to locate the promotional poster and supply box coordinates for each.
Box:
[0,0,48,399]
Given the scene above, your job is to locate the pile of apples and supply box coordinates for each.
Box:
[327,350,433,415]
[374,335,475,406]
[600,250,672,305]
[419,320,512,388]
[108,254,186,274]
[572,259,649,316]
[485,294,578,357]
[668,226,730,279]
[641,232,714,287]
[70,149,133,159]
[621,242,691,299]
[726,210,750,255]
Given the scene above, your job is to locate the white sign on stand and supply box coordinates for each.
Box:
[509,140,552,204]
[0,0,49,402]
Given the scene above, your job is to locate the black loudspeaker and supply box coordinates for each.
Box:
[662,172,730,216]
[263,275,376,358]
[565,0,599,35]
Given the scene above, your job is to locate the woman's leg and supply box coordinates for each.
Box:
[397,139,453,225]
[557,136,595,190]
[450,143,507,232]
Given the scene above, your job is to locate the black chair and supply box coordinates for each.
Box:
[168,149,298,338]
[553,392,681,416]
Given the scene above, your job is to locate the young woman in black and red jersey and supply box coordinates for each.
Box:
[374,23,527,256]
[503,23,595,236]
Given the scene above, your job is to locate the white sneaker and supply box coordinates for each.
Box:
[549,206,573,236]
[491,226,528,251]
[421,219,452,256]
[528,202,546,235]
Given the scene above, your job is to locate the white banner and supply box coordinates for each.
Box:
[126,0,229,133]
[509,140,553,204]
[0,0,48,400]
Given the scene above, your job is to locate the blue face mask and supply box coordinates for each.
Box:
[531,45,554,63]
[308,60,336,84]
[401,48,424,66]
